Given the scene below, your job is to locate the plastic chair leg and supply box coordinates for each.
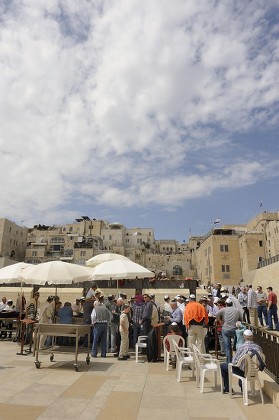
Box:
[177,361,182,382]
[200,369,206,393]
[243,381,248,406]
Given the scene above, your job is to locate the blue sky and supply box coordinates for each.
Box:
[1,0,279,242]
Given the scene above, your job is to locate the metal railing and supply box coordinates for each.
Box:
[253,328,279,384]
[257,253,279,268]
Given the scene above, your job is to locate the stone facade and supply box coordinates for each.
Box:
[1,211,279,288]
[0,218,28,263]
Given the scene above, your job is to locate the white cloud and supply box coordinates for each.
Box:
[0,0,278,226]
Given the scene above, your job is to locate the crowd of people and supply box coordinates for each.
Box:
[0,281,275,393]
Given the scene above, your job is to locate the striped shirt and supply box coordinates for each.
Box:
[232,341,263,371]
[132,303,144,324]
[247,288,258,308]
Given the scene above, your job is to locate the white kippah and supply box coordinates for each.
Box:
[243,329,253,336]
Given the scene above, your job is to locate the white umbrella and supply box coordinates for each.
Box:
[90,259,154,281]
[0,262,33,284]
[86,253,130,268]
[19,261,93,286]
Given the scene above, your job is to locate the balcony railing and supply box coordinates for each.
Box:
[257,254,279,268]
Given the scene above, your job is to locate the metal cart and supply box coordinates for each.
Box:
[34,323,91,371]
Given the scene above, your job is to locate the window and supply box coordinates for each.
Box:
[50,237,65,243]
[259,241,263,247]
[258,256,263,262]
[220,245,229,252]
[80,251,86,256]
[221,265,230,272]
[172,265,182,275]
[126,239,129,242]
[32,251,37,257]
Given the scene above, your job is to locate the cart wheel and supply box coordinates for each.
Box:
[86,357,90,364]
[50,355,54,362]
[35,361,41,369]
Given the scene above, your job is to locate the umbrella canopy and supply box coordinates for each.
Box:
[90,259,154,281]
[0,262,33,284]
[86,253,130,268]
[19,261,93,286]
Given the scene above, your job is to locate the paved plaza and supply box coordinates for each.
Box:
[0,340,278,420]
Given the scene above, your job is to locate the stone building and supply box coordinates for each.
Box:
[0,218,28,267]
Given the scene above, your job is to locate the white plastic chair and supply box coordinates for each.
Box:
[192,344,221,393]
[135,335,148,363]
[228,353,265,405]
[163,335,185,370]
[172,340,195,382]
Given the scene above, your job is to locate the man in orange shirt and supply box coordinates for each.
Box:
[184,294,208,353]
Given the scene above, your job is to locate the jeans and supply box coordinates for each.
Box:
[133,323,143,348]
[92,323,108,357]
[222,329,236,363]
[267,305,279,329]
[242,307,250,324]
[221,363,245,392]
[258,306,268,326]
[107,322,118,350]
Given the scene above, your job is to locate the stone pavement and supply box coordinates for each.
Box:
[0,341,278,420]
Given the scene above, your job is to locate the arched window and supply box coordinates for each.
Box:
[172,265,182,275]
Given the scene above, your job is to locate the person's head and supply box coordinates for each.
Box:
[108,294,114,301]
[75,298,81,304]
[170,299,177,310]
[64,302,71,307]
[1,296,7,304]
[94,301,101,307]
[122,304,130,314]
[143,294,150,302]
[47,296,54,303]
[34,292,40,300]
[267,287,273,293]
[243,329,253,341]
[257,286,263,293]
[116,297,124,306]
[56,301,62,309]
[92,284,97,290]
[225,298,233,307]
[149,294,155,301]
[199,298,208,306]
[164,295,170,303]
[189,294,196,302]
[7,300,13,306]
[215,283,221,289]
[169,323,180,334]
[236,321,243,329]
[216,299,226,308]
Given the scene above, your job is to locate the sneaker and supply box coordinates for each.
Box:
[118,356,128,361]
[125,355,130,359]
[113,353,119,357]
